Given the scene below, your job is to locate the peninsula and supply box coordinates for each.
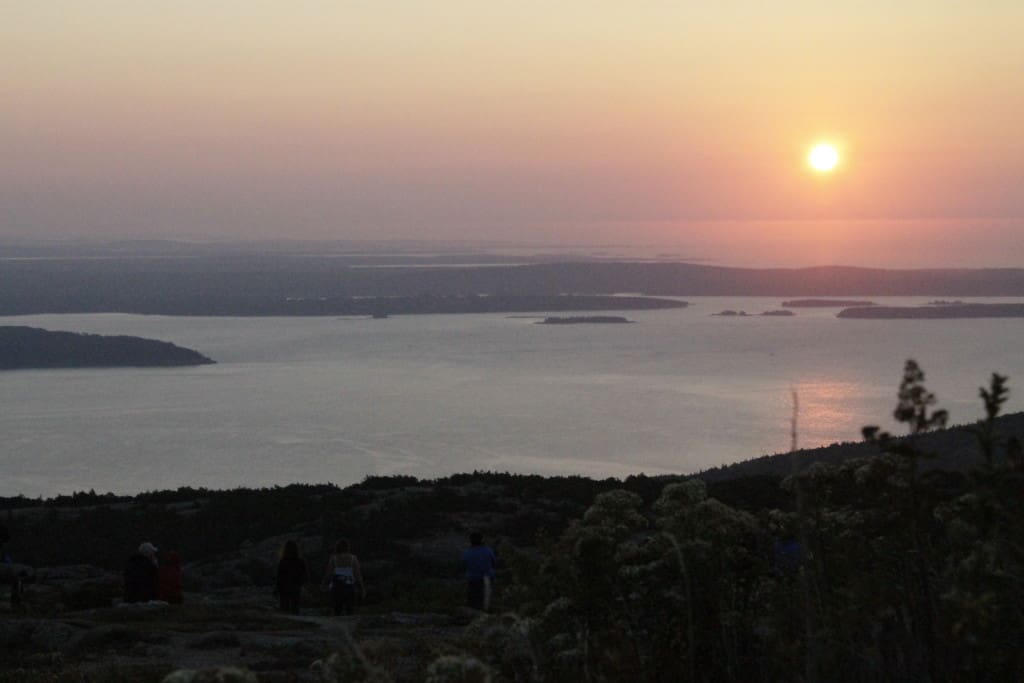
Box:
[0,326,215,369]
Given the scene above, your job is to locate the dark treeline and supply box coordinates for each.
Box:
[698,411,1024,482]
[3,258,1024,315]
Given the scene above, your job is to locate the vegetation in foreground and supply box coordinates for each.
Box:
[1,361,1021,682]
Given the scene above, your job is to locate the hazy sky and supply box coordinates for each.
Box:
[3,2,1022,265]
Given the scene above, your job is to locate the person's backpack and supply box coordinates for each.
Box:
[332,566,356,586]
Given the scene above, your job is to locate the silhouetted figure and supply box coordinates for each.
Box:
[275,540,307,614]
[463,532,497,611]
[157,550,184,604]
[124,542,159,603]
[323,539,364,616]
[0,521,23,608]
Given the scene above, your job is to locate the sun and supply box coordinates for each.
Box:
[807,143,840,172]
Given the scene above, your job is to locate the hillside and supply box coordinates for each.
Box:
[699,411,1024,481]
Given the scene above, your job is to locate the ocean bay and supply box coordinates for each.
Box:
[3,296,1022,496]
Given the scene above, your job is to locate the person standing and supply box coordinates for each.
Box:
[124,542,159,603]
[0,521,24,608]
[275,540,307,614]
[463,532,497,611]
[157,550,185,604]
[323,539,364,616]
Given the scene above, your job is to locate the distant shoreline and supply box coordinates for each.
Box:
[783,299,877,307]
[536,315,633,324]
[3,258,1024,316]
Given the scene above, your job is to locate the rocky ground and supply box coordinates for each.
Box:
[1,569,480,682]
[0,482,532,682]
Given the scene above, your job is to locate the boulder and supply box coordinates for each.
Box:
[162,667,258,683]
[187,631,242,650]
[33,564,122,611]
[0,562,33,582]
[185,533,322,591]
[404,533,465,570]
[0,618,79,652]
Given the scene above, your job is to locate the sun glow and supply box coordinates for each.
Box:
[807,143,840,172]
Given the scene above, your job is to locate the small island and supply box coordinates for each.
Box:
[0,326,216,370]
[837,304,1024,319]
[783,299,877,308]
[714,309,795,317]
[536,316,633,324]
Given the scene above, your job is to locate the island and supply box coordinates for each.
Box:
[0,326,216,369]
[837,303,1024,319]
[782,299,877,307]
[714,309,795,317]
[536,315,633,324]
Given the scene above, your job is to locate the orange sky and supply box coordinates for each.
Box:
[2,2,1022,265]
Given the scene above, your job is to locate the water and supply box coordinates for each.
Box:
[2,297,1022,496]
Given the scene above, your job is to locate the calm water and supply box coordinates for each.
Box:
[2,297,1022,496]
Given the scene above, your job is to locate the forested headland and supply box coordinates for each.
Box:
[0,326,215,370]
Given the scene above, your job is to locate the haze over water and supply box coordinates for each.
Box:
[3,297,1022,497]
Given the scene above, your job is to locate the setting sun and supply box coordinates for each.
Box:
[808,143,841,172]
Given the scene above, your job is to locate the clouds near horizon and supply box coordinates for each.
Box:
[2,2,1022,264]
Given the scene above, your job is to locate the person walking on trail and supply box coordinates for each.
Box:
[275,540,307,614]
[124,542,159,603]
[463,532,497,611]
[323,539,364,616]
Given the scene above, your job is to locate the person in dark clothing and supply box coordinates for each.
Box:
[323,539,364,616]
[124,542,159,603]
[157,550,184,604]
[0,521,23,608]
[275,540,307,614]
[462,532,497,611]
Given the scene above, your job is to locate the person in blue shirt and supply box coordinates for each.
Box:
[462,532,497,611]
